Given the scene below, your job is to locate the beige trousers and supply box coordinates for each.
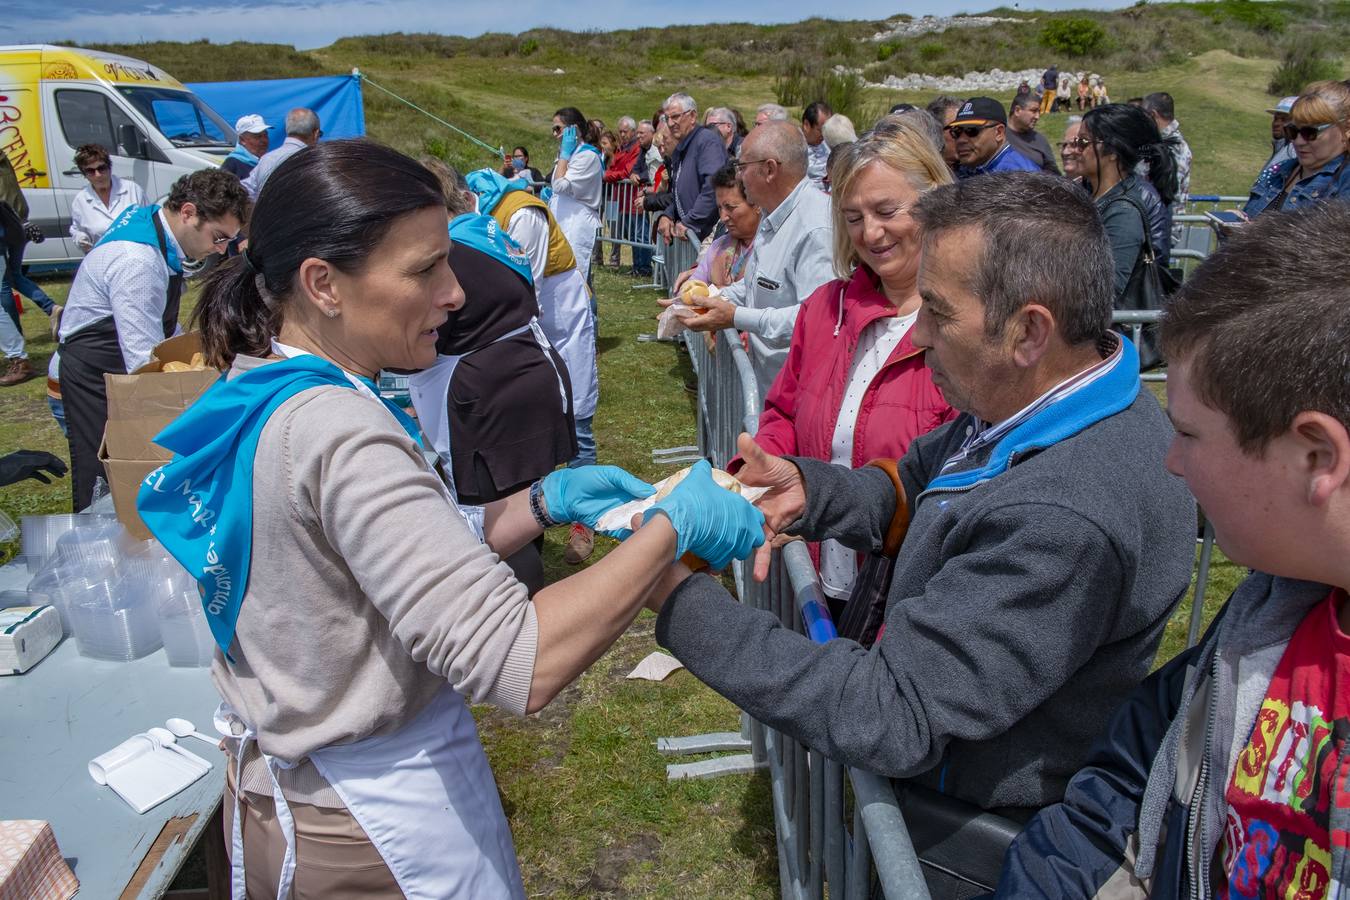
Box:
[223,760,403,898]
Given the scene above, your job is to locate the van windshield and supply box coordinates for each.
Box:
[116,86,235,148]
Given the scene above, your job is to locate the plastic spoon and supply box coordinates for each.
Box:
[166,718,217,747]
[147,727,213,770]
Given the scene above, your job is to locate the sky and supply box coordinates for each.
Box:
[11,0,1136,51]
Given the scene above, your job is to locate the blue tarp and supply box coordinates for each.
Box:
[185,74,365,146]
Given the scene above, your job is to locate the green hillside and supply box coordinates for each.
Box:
[82,1,1348,195]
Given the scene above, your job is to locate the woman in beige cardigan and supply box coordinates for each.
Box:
[139,138,763,898]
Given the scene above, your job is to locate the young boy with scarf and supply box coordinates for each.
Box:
[994,203,1350,898]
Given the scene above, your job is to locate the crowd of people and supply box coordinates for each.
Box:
[0,65,1347,900]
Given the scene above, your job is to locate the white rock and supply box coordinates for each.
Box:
[871,15,1024,42]
[869,67,1087,95]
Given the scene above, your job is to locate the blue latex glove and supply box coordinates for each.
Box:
[642,460,765,570]
[559,125,580,160]
[542,465,655,537]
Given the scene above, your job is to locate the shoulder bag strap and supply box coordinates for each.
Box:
[865,459,910,557]
[1108,190,1157,266]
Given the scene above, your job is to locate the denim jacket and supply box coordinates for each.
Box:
[1243,152,1350,217]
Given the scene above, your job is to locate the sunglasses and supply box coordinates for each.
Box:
[552,125,562,135]
[82,163,110,176]
[1283,122,1333,143]
[947,124,998,139]
[1057,137,1102,152]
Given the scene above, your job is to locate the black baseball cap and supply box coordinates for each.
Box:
[950,97,1007,127]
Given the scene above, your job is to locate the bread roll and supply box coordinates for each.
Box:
[679,279,715,312]
[655,465,742,500]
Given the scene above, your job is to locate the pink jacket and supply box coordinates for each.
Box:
[732,266,955,473]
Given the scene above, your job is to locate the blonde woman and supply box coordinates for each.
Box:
[1243,80,1350,217]
[727,118,956,604]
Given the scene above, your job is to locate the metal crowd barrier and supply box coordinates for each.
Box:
[595,180,707,293]
[597,180,662,288]
[664,326,934,898]
[599,180,653,251]
[1182,194,1247,214]
[654,232,702,296]
[656,327,767,779]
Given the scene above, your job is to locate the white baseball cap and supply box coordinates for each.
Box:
[234,114,271,134]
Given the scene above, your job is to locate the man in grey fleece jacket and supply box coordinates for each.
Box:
[651,173,1195,885]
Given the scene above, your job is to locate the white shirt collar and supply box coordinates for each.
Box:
[157,207,187,263]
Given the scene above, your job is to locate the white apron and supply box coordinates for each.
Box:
[218,689,524,900]
[548,190,600,280]
[407,318,568,473]
[219,343,523,897]
[535,267,599,420]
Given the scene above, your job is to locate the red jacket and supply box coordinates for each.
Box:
[604,140,641,209]
[732,266,955,474]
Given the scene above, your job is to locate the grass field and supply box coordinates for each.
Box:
[5,10,1306,892]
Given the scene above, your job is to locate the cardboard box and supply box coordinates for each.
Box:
[100,333,217,539]
[103,333,217,461]
[98,438,159,541]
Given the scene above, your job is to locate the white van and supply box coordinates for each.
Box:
[0,45,233,267]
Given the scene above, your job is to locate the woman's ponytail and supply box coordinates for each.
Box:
[1145,137,1180,207]
[191,251,280,369]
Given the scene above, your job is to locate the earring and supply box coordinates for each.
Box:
[325,307,339,319]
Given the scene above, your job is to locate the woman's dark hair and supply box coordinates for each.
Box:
[1081,103,1180,206]
[513,145,529,161]
[193,139,445,367]
[74,144,110,170]
[165,168,250,222]
[731,107,748,137]
[710,161,745,196]
[554,106,600,145]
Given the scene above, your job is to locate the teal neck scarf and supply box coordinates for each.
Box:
[137,354,421,658]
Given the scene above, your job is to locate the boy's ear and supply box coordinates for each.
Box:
[1289,411,1350,507]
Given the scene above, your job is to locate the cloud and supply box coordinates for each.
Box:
[10,0,1133,50]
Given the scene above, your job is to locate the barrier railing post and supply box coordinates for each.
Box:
[658,322,766,779]
[778,540,932,900]
[1188,518,1216,648]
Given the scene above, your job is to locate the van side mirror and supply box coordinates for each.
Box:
[117,124,149,159]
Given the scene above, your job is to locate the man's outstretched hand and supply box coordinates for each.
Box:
[735,434,807,581]
[0,450,68,487]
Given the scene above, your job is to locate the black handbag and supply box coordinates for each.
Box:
[1111,192,1181,372]
[835,459,909,648]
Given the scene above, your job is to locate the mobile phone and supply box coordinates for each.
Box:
[1204,210,1246,227]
